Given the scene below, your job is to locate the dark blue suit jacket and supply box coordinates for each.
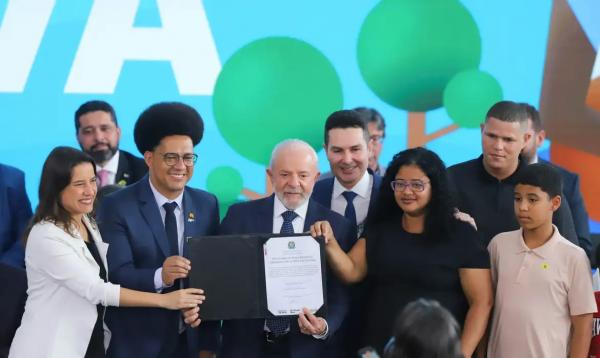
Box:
[312,172,381,356]
[96,176,220,358]
[541,159,591,257]
[0,164,32,268]
[114,149,148,186]
[312,172,382,231]
[218,195,356,358]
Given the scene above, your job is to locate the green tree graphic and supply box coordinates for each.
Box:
[213,37,343,198]
[206,166,244,217]
[357,0,501,146]
[443,69,503,128]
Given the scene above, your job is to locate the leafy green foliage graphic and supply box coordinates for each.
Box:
[213,37,343,166]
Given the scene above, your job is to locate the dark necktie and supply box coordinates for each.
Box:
[342,191,358,227]
[266,210,298,336]
[163,202,179,256]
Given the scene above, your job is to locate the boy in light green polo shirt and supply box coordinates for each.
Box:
[487,163,596,358]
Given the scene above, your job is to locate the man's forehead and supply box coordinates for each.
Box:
[272,153,316,171]
[328,127,367,145]
[79,111,115,125]
[367,122,383,133]
[484,119,522,136]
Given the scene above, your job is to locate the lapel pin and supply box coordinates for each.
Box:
[117,179,127,187]
[187,212,195,223]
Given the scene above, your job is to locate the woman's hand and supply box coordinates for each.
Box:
[161,288,205,310]
[182,306,202,328]
[310,220,336,244]
[454,208,477,230]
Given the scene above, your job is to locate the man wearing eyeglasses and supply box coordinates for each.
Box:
[97,102,220,358]
[355,107,387,177]
[75,100,147,187]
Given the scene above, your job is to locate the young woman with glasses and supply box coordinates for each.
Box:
[311,147,493,358]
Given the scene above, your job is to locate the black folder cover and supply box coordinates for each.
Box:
[186,233,327,321]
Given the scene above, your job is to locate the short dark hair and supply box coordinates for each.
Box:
[514,163,562,198]
[367,147,455,241]
[385,299,462,358]
[485,100,528,127]
[324,109,370,146]
[74,100,118,132]
[521,103,542,132]
[354,107,386,135]
[134,102,204,154]
[24,147,97,242]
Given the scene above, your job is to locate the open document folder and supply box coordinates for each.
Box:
[186,233,327,320]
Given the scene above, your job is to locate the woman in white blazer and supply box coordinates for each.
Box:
[9,147,204,358]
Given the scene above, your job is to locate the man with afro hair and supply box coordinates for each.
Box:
[97,102,220,358]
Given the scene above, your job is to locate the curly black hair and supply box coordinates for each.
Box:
[366,147,456,240]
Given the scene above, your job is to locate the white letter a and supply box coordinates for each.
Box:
[65,0,221,95]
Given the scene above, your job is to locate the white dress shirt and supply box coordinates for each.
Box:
[272,195,308,233]
[331,170,373,228]
[96,150,120,186]
[149,179,184,291]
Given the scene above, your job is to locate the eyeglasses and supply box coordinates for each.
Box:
[390,179,430,192]
[159,152,198,167]
[370,134,385,144]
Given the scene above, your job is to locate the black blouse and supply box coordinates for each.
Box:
[362,218,490,352]
[84,232,108,358]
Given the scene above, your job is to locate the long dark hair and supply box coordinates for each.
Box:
[385,299,463,358]
[366,147,455,240]
[24,146,96,242]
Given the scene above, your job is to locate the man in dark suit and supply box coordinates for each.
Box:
[312,110,381,356]
[218,140,356,358]
[97,102,219,358]
[75,100,147,187]
[520,103,592,257]
[0,163,32,268]
[313,110,382,237]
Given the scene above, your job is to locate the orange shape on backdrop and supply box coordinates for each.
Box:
[551,142,600,221]
[587,77,600,112]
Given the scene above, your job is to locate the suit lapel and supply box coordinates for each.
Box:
[138,178,170,258]
[303,199,324,231]
[257,195,276,233]
[312,178,334,208]
[83,215,109,271]
[368,173,382,213]
[115,151,132,185]
[182,189,202,257]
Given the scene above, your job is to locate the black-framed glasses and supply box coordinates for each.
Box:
[390,179,430,192]
[159,152,198,167]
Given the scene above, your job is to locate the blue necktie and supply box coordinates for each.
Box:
[342,191,358,227]
[266,210,298,336]
[163,202,179,256]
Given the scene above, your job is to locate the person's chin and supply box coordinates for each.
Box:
[90,149,113,163]
[283,195,305,210]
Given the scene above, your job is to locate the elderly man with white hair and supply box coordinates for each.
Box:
[218,139,356,358]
